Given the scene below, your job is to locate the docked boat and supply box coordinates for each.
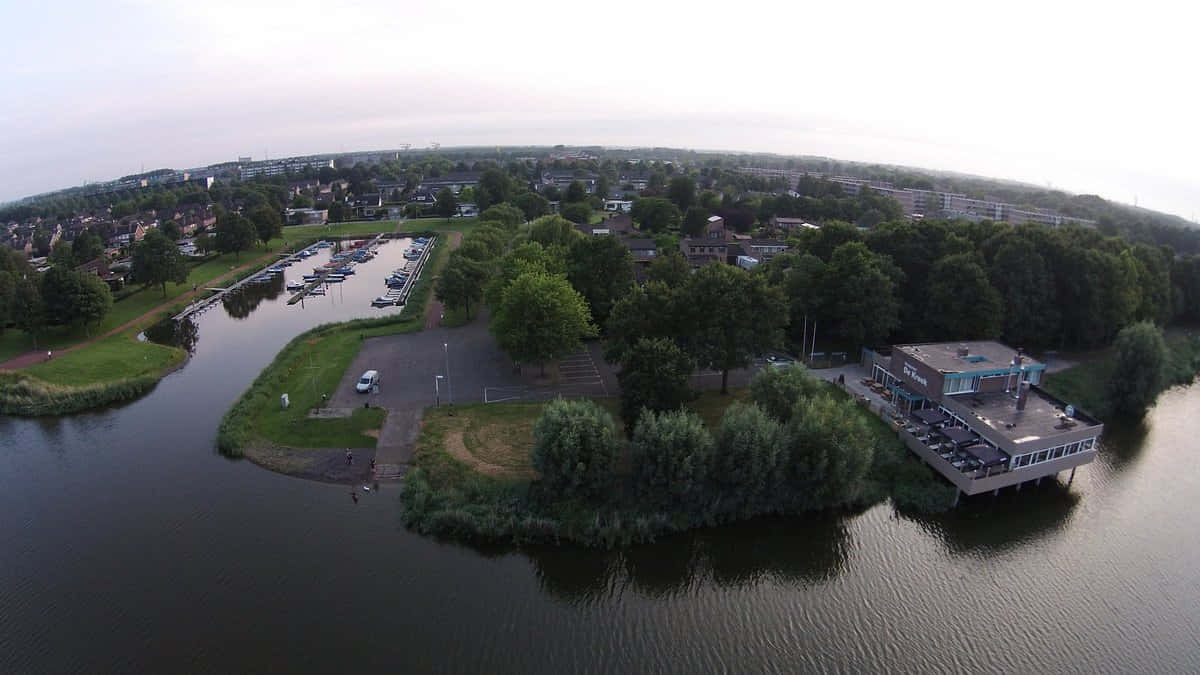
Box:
[307,287,326,296]
[371,296,396,307]
[267,267,284,274]
[325,274,345,283]
[286,280,305,291]
[302,273,321,281]
[316,241,331,248]
[335,267,354,275]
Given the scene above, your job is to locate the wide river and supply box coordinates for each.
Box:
[2,239,1198,672]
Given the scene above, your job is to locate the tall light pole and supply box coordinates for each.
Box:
[444,342,452,405]
[435,374,443,407]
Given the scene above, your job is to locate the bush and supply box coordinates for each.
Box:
[531,398,619,499]
[617,337,694,433]
[630,408,713,508]
[782,394,875,508]
[1106,321,1167,419]
[713,402,782,515]
[750,363,823,423]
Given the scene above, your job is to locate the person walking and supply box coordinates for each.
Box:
[345,449,353,465]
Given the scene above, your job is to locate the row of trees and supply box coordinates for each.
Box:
[0,249,112,345]
[532,365,881,518]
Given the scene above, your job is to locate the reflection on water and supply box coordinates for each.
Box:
[526,515,851,603]
[144,316,199,353]
[1096,417,1151,470]
[903,481,1079,555]
[222,274,285,319]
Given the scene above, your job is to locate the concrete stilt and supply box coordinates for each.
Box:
[993,488,999,497]
[1068,467,1077,485]
[1016,481,1022,492]
[952,490,961,507]
[1036,476,1042,486]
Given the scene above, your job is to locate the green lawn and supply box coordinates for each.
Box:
[24,333,183,386]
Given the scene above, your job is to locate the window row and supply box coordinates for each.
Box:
[1012,438,1096,469]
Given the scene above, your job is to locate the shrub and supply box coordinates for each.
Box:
[713,402,782,515]
[750,363,823,423]
[630,408,713,507]
[782,394,875,508]
[531,398,619,499]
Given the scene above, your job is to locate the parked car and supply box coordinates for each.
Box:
[356,370,380,393]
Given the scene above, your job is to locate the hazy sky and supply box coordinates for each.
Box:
[2,0,1196,220]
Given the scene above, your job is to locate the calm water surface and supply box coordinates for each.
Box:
[2,240,1198,672]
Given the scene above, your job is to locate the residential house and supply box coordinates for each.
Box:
[771,216,818,231]
[680,238,729,267]
[702,215,731,241]
[350,193,384,219]
[417,172,481,194]
[628,238,658,262]
[377,181,407,202]
[284,208,328,226]
[604,199,633,213]
[745,239,790,263]
[110,219,147,246]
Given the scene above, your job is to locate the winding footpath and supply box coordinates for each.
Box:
[423,230,463,330]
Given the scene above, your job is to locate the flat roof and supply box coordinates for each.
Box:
[947,388,1099,447]
[895,341,1043,374]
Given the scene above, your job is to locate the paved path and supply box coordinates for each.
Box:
[424,231,463,330]
[0,248,291,371]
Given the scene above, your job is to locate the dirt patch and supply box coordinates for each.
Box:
[363,428,380,438]
[444,430,534,479]
[466,423,535,470]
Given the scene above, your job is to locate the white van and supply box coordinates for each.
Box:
[355,370,380,393]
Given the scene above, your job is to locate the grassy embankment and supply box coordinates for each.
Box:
[217,232,451,455]
[0,234,319,415]
[402,384,955,548]
[1043,328,1200,418]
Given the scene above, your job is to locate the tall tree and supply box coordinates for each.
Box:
[73,272,113,334]
[617,337,695,433]
[821,242,900,347]
[39,266,83,325]
[687,264,787,394]
[532,398,619,499]
[646,250,690,287]
[924,253,1004,340]
[215,214,257,261]
[604,281,683,363]
[631,197,681,233]
[667,175,696,212]
[11,276,45,347]
[435,187,458,221]
[160,220,182,241]
[490,271,596,373]
[249,206,282,248]
[1105,321,1167,419]
[564,180,587,203]
[133,229,190,296]
[560,202,592,224]
[72,229,105,265]
[512,192,551,221]
[526,215,579,248]
[681,206,709,237]
[435,252,490,318]
[480,203,525,230]
[989,236,1058,348]
[749,363,824,424]
[566,235,634,326]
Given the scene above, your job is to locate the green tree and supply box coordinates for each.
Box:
[249,206,282,247]
[564,180,587,203]
[782,394,875,507]
[476,167,513,209]
[713,402,783,515]
[435,187,458,221]
[160,220,182,241]
[39,266,82,325]
[132,229,190,296]
[526,215,579,248]
[681,206,709,237]
[215,213,256,261]
[925,253,1004,340]
[646,250,690,286]
[194,232,216,256]
[490,271,597,373]
[821,242,900,347]
[617,337,695,433]
[72,229,105,265]
[11,276,45,347]
[687,264,787,394]
[49,240,75,269]
[435,251,490,318]
[631,197,681,233]
[560,202,592,224]
[328,201,348,223]
[512,192,551,221]
[989,236,1058,348]
[484,241,568,307]
[0,270,14,332]
[595,175,610,199]
[750,363,824,423]
[480,203,525,230]
[1106,321,1167,419]
[604,281,683,364]
[292,194,314,208]
[73,271,113,333]
[631,408,713,507]
[532,398,619,499]
[667,175,696,212]
[566,235,633,326]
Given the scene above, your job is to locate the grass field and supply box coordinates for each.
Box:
[24,333,183,386]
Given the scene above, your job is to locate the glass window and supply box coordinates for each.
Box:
[1067,442,1080,455]
[1081,438,1094,451]
[1052,446,1064,459]
[1035,451,1049,463]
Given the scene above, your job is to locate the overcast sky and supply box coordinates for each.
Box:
[2,0,1196,221]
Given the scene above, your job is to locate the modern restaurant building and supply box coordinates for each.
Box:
[864,341,1103,499]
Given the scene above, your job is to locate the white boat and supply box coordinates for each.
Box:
[286,280,304,291]
[307,287,326,296]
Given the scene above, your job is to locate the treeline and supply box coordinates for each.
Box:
[402,365,955,548]
[768,219,1188,352]
[0,248,111,346]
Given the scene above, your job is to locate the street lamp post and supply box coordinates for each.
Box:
[444,342,452,405]
[435,375,443,406]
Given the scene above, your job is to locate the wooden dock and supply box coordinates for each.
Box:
[172,242,327,321]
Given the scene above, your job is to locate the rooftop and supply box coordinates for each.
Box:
[895,341,1043,374]
[946,387,1099,447]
